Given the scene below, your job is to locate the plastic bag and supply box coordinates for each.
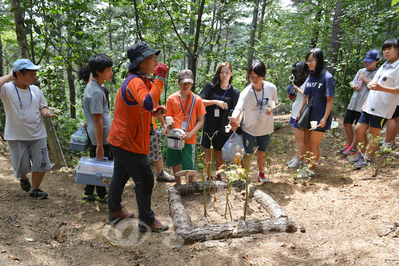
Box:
[222,132,244,161]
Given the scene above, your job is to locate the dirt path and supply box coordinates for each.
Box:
[1,116,399,265]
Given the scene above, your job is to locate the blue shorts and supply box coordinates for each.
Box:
[242,131,271,154]
[289,117,298,128]
[358,112,387,129]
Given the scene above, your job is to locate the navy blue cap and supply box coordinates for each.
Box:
[363,50,381,63]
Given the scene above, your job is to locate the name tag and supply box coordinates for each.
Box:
[214,108,220,117]
[19,108,26,119]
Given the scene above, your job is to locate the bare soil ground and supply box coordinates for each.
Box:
[1,114,399,266]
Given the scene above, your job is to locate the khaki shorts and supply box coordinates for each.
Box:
[8,138,52,178]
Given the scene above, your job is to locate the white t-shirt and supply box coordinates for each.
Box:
[0,82,47,140]
[291,83,306,119]
[363,59,399,119]
[234,81,278,136]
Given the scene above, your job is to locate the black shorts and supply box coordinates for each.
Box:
[391,106,399,119]
[343,109,361,125]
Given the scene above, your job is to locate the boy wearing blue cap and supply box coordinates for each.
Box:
[0,59,54,199]
[340,50,381,156]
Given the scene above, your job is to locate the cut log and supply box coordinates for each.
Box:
[253,187,287,219]
[176,217,297,244]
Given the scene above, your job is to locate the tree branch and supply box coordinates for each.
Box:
[159,0,193,56]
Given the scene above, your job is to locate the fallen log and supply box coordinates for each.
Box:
[176,217,297,244]
[168,188,192,230]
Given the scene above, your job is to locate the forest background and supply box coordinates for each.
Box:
[0,0,399,167]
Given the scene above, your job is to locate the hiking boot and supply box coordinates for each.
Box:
[353,157,372,169]
[287,156,297,166]
[82,192,97,203]
[95,193,108,204]
[107,208,134,225]
[29,188,48,199]
[297,167,315,179]
[216,174,222,181]
[156,170,175,182]
[349,153,363,164]
[138,218,169,233]
[340,143,350,153]
[19,177,31,192]
[258,172,269,183]
[342,146,358,156]
[288,157,301,169]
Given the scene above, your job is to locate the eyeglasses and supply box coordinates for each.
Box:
[248,75,260,79]
[306,59,317,64]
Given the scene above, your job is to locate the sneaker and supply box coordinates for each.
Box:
[353,156,372,169]
[349,153,363,164]
[340,143,350,153]
[342,146,358,156]
[82,192,97,203]
[107,208,134,225]
[288,157,300,169]
[216,174,222,181]
[29,188,48,199]
[95,193,108,204]
[19,177,31,192]
[156,170,175,182]
[381,141,396,149]
[287,156,297,166]
[206,176,213,181]
[258,172,269,183]
[138,218,169,233]
[297,167,315,179]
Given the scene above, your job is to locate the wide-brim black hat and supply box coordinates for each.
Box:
[127,41,161,72]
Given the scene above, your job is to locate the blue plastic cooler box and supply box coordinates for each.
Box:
[75,157,114,187]
[70,128,90,151]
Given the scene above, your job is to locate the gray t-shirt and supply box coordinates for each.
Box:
[347,68,378,112]
[83,81,112,146]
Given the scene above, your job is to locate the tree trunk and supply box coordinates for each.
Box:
[43,117,66,168]
[311,1,322,48]
[11,0,66,168]
[247,0,260,68]
[187,0,196,72]
[0,34,3,76]
[132,0,144,41]
[326,0,344,77]
[10,0,29,59]
[190,0,206,92]
[257,0,269,41]
[67,66,76,118]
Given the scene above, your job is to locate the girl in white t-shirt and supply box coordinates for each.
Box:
[287,61,309,169]
[229,61,278,183]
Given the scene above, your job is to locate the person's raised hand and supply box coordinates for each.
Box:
[154,63,169,78]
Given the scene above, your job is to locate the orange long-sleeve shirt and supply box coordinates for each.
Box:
[108,75,162,154]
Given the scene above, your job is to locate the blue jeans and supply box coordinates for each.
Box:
[108,145,155,225]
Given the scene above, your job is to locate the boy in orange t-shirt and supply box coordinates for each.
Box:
[165,69,206,185]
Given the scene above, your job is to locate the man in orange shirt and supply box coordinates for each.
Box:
[107,42,169,232]
[165,69,206,185]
